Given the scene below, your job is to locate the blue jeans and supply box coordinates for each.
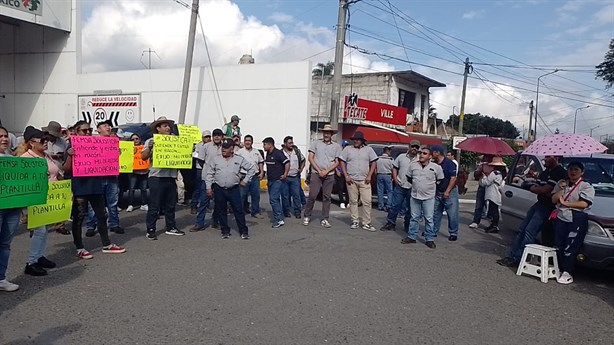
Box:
[128,173,148,206]
[191,169,202,208]
[376,174,393,209]
[385,186,411,227]
[0,208,21,281]
[28,225,49,265]
[195,181,219,227]
[282,175,302,216]
[241,177,261,216]
[213,184,248,236]
[554,211,589,274]
[407,197,436,241]
[433,188,459,237]
[86,179,120,229]
[510,202,552,261]
[268,179,284,223]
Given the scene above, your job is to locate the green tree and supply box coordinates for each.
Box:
[446,113,520,139]
[312,61,334,77]
[596,39,614,89]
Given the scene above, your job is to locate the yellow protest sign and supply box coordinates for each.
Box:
[119,141,134,173]
[27,180,72,229]
[178,124,202,144]
[133,145,150,170]
[152,134,193,169]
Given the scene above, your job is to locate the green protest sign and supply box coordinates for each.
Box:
[0,156,49,209]
[28,180,72,229]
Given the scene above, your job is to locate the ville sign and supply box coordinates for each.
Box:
[343,95,407,129]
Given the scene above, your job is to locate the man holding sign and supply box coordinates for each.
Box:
[142,116,185,240]
[63,121,126,259]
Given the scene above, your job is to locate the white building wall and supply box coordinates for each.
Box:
[78,61,313,154]
[0,0,72,32]
[0,0,78,133]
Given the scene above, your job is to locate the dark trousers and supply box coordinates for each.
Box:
[146,177,177,231]
[335,173,349,205]
[213,184,248,236]
[304,173,335,220]
[191,169,203,208]
[128,173,148,205]
[487,200,500,226]
[72,195,111,249]
[472,186,486,224]
[179,168,195,203]
[554,211,589,274]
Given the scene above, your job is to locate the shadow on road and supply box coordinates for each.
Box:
[4,323,83,345]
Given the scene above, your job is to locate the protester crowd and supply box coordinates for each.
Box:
[0,116,596,292]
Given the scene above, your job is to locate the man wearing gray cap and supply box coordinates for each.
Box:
[222,115,242,139]
[380,140,420,231]
[206,140,257,239]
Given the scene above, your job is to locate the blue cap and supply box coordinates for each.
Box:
[431,145,445,154]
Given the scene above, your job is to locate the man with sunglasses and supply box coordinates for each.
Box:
[380,140,420,232]
[497,155,566,267]
[403,146,444,249]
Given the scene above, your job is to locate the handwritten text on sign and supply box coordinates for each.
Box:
[71,136,120,177]
[119,141,134,173]
[152,134,193,169]
[177,124,202,144]
[0,156,49,209]
[28,180,73,229]
[133,145,150,170]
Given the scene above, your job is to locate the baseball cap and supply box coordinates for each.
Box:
[221,139,235,148]
[212,128,224,136]
[202,130,211,137]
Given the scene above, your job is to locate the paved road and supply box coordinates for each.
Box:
[1,193,612,344]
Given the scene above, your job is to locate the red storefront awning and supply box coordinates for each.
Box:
[342,125,442,146]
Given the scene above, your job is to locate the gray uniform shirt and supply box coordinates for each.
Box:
[143,137,178,178]
[339,145,378,181]
[407,161,444,200]
[200,141,222,180]
[394,153,418,189]
[205,154,256,189]
[376,154,394,174]
[309,140,342,176]
[236,147,263,174]
[283,148,305,177]
[553,179,595,222]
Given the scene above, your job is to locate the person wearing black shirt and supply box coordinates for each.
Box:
[497,156,567,267]
[431,145,460,241]
[263,137,289,228]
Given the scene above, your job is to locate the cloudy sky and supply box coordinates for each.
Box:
[80,0,614,138]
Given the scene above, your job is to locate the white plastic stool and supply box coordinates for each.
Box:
[516,244,559,283]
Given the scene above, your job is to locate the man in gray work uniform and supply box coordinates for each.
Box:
[376,146,394,211]
[206,140,257,240]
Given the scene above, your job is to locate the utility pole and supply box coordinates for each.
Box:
[457,58,471,136]
[534,69,558,141]
[141,48,160,69]
[330,0,348,141]
[178,0,200,125]
[528,101,534,140]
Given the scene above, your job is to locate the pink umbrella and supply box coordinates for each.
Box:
[455,136,516,156]
[522,134,608,156]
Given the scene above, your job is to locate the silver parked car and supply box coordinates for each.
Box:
[502,153,614,270]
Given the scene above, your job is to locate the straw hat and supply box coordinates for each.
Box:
[489,156,507,166]
[319,124,338,133]
[150,116,175,131]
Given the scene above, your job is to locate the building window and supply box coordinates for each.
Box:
[398,89,415,118]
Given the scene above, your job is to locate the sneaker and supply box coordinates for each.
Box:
[362,224,377,232]
[557,271,573,285]
[401,237,416,244]
[190,225,206,232]
[140,205,149,211]
[146,231,157,240]
[37,256,56,269]
[222,233,230,239]
[380,223,395,231]
[252,213,265,219]
[126,205,134,212]
[425,241,436,249]
[485,225,499,234]
[272,220,285,228]
[303,217,310,226]
[85,228,97,237]
[294,213,302,219]
[350,221,359,229]
[165,228,186,236]
[102,244,126,254]
[241,233,250,240]
[340,203,346,209]
[496,257,518,267]
[468,223,479,229]
[0,279,19,292]
[110,226,125,234]
[321,219,332,228]
[76,249,93,260]
[24,263,47,276]
[448,235,458,241]
[117,207,122,212]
